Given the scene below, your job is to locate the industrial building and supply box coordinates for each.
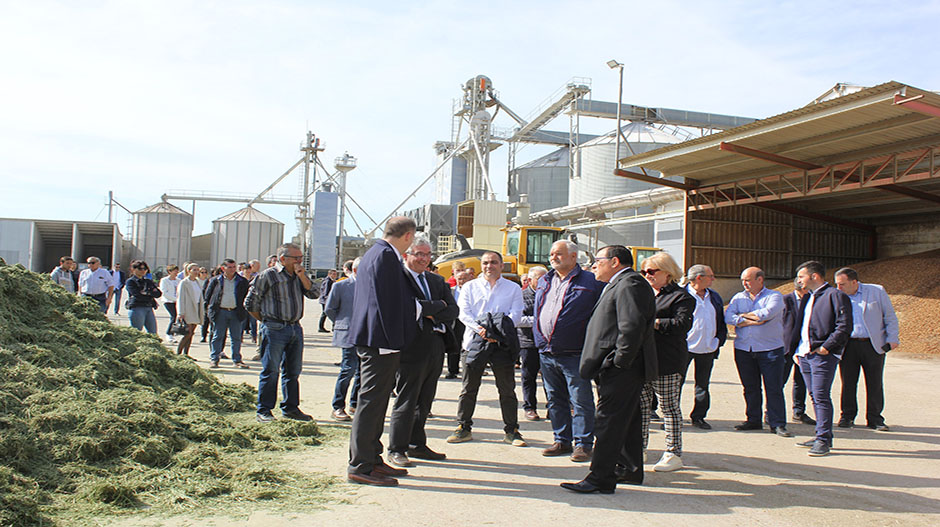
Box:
[0,218,121,272]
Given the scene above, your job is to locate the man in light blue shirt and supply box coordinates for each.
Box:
[834,267,899,431]
[725,266,791,437]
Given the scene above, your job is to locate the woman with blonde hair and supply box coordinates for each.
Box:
[639,251,695,472]
[175,263,205,359]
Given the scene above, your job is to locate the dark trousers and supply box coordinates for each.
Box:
[112,288,123,314]
[445,350,461,376]
[164,302,177,334]
[839,339,886,426]
[685,351,717,421]
[587,365,644,489]
[800,352,839,445]
[201,311,211,340]
[783,351,809,416]
[519,347,541,411]
[389,350,444,453]
[456,351,518,433]
[734,348,786,428]
[318,308,330,331]
[349,347,400,475]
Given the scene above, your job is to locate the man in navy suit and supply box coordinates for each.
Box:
[792,260,852,457]
[347,216,421,487]
[326,258,361,422]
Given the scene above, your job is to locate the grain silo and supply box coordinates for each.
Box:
[508,147,569,214]
[131,201,193,272]
[209,206,284,267]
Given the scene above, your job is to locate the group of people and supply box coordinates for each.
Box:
[323,217,899,493]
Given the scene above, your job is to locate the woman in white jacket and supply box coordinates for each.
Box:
[175,263,206,358]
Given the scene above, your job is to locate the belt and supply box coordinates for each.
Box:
[83,292,107,299]
[849,337,870,342]
[263,317,298,325]
[219,307,237,311]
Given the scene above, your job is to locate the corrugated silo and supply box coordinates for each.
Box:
[131,201,193,272]
[569,122,682,205]
[210,207,284,268]
[509,147,569,213]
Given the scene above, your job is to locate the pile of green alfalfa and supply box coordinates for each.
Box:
[0,262,334,527]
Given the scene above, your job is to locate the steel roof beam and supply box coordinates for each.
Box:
[894,94,940,119]
[613,168,698,191]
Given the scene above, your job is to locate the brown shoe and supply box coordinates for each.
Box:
[542,442,573,457]
[373,462,408,477]
[332,408,352,422]
[234,361,249,369]
[347,472,398,487]
[524,409,540,421]
[570,446,593,462]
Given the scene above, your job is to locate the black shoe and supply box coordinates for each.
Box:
[869,423,890,432]
[771,426,793,437]
[256,411,276,423]
[560,478,614,494]
[837,418,854,428]
[796,439,816,448]
[444,372,458,379]
[614,464,643,485]
[318,329,330,333]
[650,411,663,422]
[691,418,712,430]
[794,413,816,425]
[282,409,313,422]
[734,421,762,431]
[408,445,446,461]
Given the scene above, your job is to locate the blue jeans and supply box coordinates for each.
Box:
[210,310,243,363]
[800,352,839,445]
[734,347,786,427]
[113,288,123,314]
[128,307,157,334]
[540,352,595,448]
[332,347,361,410]
[257,321,304,414]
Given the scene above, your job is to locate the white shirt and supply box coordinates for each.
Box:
[686,284,719,354]
[457,275,523,350]
[160,275,181,302]
[796,283,827,357]
[79,267,114,295]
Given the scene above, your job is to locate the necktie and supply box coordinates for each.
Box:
[418,273,431,300]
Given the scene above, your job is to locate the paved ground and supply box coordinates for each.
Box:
[110,300,940,526]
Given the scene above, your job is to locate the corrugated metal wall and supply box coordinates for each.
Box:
[688,205,871,279]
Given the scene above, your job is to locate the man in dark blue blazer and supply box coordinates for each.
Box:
[792,260,852,457]
[347,217,421,487]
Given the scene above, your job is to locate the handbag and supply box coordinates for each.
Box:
[168,319,190,336]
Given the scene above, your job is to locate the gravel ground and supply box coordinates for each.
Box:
[109,299,940,527]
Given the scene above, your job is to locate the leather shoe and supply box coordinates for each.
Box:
[256,411,276,423]
[870,423,890,432]
[331,408,352,422]
[615,465,643,485]
[348,471,398,487]
[373,462,408,477]
[570,446,592,462]
[734,421,762,431]
[691,418,712,430]
[771,426,793,437]
[795,413,816,425]
[408,445,446,461]
[542,442,573,457]
[560,478,614,494]
[524,409,540,421]
[837,418,854,428]
[282,409,313,422]
[388,451,412,467]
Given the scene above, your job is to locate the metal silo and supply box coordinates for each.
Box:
[131,201,193,272]
[210,206,284,267]
[569,122,682,205]
[509,147,569,214]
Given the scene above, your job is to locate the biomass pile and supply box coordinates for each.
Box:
[0,262,332,527]
[774,248,940,356]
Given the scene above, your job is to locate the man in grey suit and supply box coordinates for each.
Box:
[834,267,899,431]
[561,245,657,494]
[326,258,361,422]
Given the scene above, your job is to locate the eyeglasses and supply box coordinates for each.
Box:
[640,268,660,276]
[282,255,303,260]
[408,252,432,258]
[594,257,611,262]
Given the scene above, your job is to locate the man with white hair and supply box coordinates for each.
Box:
[517,265,548,421]
[683,264,727,430]
[534,240,604,462]
[79,256,115,313]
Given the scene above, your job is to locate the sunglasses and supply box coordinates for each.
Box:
[640,268,660,277]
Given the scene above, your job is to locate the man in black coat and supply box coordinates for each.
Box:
[782,279,814,425]
[204,258,251,369]
[387,238,459,467]
[562,245,657,494]
[792,260,852,457]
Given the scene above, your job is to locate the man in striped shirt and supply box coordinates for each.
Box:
[246,242,318,423]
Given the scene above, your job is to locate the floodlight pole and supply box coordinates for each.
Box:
[608,60,624,169]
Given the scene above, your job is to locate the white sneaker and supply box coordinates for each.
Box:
[653,452,683,472]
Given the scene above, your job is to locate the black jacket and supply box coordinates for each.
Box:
[517,286,536,349]
[125,275,162,309]
[401,271,459,363]
[791,282,853,359]
[465,312,520,369]
[204,274,250,322]
[652,282,695,376]
[782,292,802,355]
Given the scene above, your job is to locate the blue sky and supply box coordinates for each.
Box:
[2,0,938,239]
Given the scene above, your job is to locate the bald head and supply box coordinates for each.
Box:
[741,266,765,296]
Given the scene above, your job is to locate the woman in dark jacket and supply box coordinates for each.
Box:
[125,260,162,334]
[639,251,694,473]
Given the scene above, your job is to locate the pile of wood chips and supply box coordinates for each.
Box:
[774,248,940,357]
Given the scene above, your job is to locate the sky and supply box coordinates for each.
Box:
[2,0,939,241]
